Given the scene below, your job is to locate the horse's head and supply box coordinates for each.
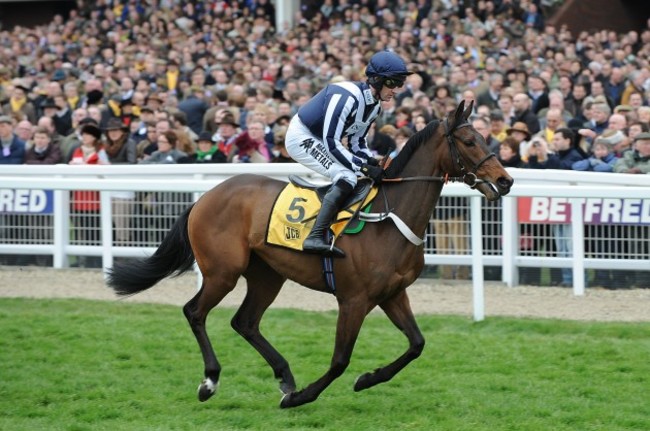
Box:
[442,100,513,201]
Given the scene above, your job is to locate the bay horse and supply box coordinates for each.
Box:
[107,100,513,408]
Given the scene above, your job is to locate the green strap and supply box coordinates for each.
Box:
[343,204,372,234]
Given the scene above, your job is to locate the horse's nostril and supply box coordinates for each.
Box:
[497,177,513,189]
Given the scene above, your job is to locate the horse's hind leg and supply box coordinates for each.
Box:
[183,274,238,402]
[231,253,296,395]
[354,290,425,392]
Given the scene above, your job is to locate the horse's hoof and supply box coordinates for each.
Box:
[280,391,300,409]
[354,373,372,392]
[197,377,218,402]
[280,393,294,409]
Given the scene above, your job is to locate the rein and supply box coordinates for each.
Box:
[337,114,499,247]
[382,119,495,189]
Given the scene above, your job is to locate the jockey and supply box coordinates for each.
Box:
[285,50,412,258]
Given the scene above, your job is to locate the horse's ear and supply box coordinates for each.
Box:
[462,100,474,121]
[451,100,465,128]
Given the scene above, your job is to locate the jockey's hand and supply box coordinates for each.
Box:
[361,164,385,183]
[365,156,379,166]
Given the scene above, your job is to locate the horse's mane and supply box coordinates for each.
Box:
[384,120,440,178]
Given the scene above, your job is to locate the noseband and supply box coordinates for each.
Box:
[443,118,495,188]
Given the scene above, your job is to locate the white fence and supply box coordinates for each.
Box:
[1,165,649,320]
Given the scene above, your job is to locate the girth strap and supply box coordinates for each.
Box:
[358,211,424,246]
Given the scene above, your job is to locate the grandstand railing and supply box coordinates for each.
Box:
[1,165,648,320]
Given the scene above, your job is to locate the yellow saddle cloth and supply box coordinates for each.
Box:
[266,183,378,251]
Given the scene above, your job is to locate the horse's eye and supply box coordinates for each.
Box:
[463,140,476,146]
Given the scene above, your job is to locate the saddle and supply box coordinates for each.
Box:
[288,175,373,209]
[266,176,378,252]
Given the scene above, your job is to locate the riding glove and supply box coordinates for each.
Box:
[365,156,379,166]
[361,164,385,183]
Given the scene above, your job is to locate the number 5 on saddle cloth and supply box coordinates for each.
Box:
[266,176,377,251]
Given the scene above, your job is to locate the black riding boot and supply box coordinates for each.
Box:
[302,180,353,258]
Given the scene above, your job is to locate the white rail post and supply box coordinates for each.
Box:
[53,187,66,269]
[100,191,113,278]
[571,198,585,296]
[501,196,518,287]
[471,195,485,321]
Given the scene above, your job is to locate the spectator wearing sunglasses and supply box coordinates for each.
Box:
[285,50,412,257]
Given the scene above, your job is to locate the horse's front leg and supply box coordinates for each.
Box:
[354,290,425,392]
[280,300,368,409]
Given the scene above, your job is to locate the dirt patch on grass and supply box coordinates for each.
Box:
[2,267,649,322]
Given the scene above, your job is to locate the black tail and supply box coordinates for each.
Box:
[106,205,196,296]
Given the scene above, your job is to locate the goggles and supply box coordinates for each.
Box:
[383,77,405,89]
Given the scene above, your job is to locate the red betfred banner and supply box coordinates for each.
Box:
[518,197,650,225]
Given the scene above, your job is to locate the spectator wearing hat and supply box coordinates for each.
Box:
[475,112,506,280]
[145,94,164,111]
[118,97,138,129]
[214,110,241,161]
[1,83,36,124]
[60,115,95,163]
[132,105,156,143]
[23,126,62,165]
[0,115,26,164]
[507,121,532,161]
[41,96,73,136]
[69,123,107,165]
[613,132,650,175]
[165,59,181,93]
[104,118,137,164]
[104,117,137,246]
[68,121,108,268]
[182,131,227,164]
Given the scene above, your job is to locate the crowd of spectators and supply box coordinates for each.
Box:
[0,0,648,285]
[0,0,648,170]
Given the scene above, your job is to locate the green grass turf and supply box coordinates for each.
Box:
[1,298,649,430]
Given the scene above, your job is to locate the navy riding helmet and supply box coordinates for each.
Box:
[365,51,413,90]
